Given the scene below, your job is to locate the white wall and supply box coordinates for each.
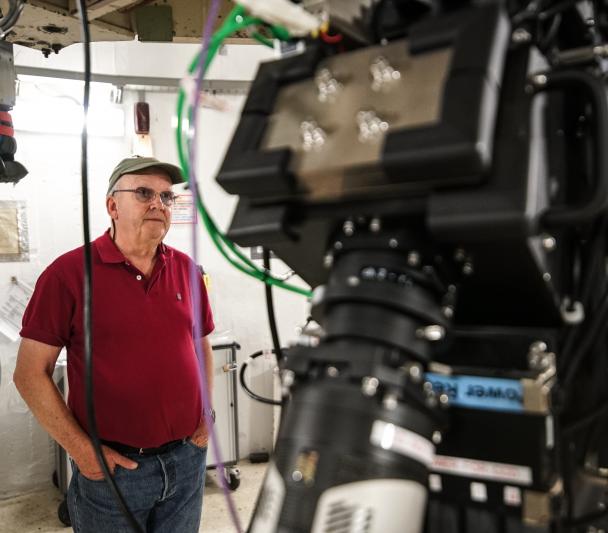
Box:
[0,41,309,499]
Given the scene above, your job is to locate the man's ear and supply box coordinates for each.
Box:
[106,195,118,219]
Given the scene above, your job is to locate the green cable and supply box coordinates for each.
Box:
[177,10,293,280]
[175,8,312,298]
[179,14,312,299]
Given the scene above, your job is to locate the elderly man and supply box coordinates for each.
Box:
[13,156,215,533]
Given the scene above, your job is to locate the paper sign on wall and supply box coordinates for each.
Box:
[0,201,29,262]
[171,193,197,224]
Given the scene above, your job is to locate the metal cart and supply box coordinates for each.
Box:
[207,341,242,490]
[53,341,242,526]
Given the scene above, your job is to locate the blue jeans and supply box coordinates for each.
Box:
[68,440,207,533]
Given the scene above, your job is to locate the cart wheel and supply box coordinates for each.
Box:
[52,470,59,488]
[58,498,71,527]
[226,468,241,491]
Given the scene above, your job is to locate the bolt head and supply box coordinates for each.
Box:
[512,28,532,44]
[326,366,339,377]
[407,251,420,267]
[542,234,556,251]
[347,276,360,287]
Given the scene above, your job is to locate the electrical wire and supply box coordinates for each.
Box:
[239,350,283,406]
[0,0,25,37]
[562,400,608,436]
[562,284,608,390]
[320,29,343,44]
[263,248,284,362]
[75,2,144,532]
[187,1,243,531]
[174,5,312,299]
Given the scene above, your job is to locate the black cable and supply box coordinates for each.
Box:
[75,2,144,532]
[239,350,282,406]
[563,401,608,436]
[562,284,608,390]
[263,248,284,362]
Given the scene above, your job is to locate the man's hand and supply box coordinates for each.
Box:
[74,443,139,481]
[189,420,209,448]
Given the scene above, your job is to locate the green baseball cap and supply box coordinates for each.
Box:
[107,156,184,194]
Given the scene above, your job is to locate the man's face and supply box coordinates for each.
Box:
[106,172,174,243]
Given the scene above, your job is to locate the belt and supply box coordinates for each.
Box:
[102,438,187,456]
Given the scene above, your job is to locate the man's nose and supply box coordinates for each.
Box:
[149,193,165,210]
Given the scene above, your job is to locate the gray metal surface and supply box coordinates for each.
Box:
[0,42,16,107]
[261,38,452,201]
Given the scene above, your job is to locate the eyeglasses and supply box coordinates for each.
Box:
[112,187,177,207]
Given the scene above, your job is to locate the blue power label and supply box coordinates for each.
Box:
[426,373,524,413]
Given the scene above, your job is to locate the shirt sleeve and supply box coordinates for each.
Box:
[20,267,74,348]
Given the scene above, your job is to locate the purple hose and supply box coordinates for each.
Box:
[187,1,244,532]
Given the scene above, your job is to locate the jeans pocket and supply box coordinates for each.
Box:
[185,438,208,454]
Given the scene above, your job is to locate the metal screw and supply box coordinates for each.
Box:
[512,28,532,44]
[334,241,343,251]
[442,306,454,319]
[532,73,548,87]
[292,470,303,482]
[383,393,398,410]
[432,431,442,445]
[282,370,295,388]
[389,238,398,249]
[463,263,474,276]
[323,253,333,268]
[426,395,438,408]
[362,376,380,396]
[300,120,327,151]
[541,234,556,251]
[343,220,355,236]
[406,363,424,383]
[326,366,339,377]
[543,272,552,282]
[370,218,381,233]
[347,276,360,287]
[454,248,466,262]
[439,393,449,406]
[530,341,548,355]
[417,325,446,341]
[407,251,420,267]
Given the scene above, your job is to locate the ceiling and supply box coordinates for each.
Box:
[3,0,250,56]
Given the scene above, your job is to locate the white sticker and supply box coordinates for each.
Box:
[504,486,522,506]
[432,455,533,486]
[370,420,435,466]
[429,474,442,493]
[470,482,488,502]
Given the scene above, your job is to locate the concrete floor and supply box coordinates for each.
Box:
[0,462,267,533]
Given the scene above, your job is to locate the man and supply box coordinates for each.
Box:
[13,156,215,533]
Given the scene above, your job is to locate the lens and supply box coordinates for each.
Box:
[160,191,176,206]
[135,187,155,202]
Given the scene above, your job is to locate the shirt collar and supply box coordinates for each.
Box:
[95,229,171,264]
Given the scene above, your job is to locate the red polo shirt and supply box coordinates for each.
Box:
[20,231,215,448]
